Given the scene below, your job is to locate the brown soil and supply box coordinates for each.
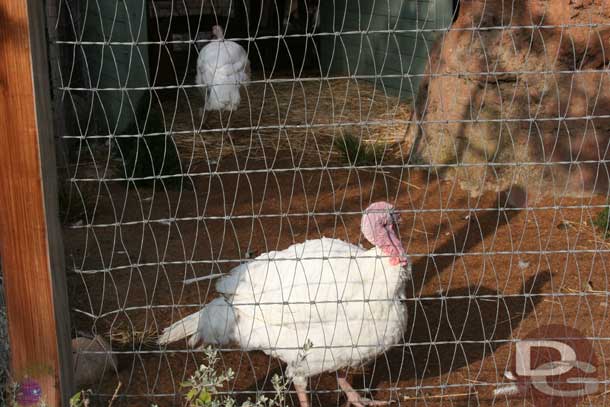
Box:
[406,0,610,199]
[63,76,610,406]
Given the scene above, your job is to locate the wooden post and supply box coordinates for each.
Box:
[0,0,74,405]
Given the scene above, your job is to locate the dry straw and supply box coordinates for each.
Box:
[167,74,412,165]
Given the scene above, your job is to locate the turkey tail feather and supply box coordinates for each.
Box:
[157,297,236,346]
[157,312,200,345]
[205,83,241,111]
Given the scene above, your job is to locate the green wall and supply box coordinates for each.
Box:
[320,0,453,101]
[82,0,149,135]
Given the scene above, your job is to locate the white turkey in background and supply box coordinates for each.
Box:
[197,25,250,112]
[158,202,411,407]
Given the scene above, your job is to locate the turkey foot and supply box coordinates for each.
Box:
[338,378,390,407]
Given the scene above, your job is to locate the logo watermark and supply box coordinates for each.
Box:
[495,324,599,407]
[15,377,42,406]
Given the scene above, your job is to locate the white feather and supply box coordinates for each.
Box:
[493,384,522,397]
[196,38,250,112]
[158,237,410,386]
[183,273,225,285]
[157,312,200,345]
[158,297,238,347]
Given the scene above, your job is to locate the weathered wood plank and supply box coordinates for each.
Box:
[0,0,73,405]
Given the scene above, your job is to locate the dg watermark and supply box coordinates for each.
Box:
[495,324,600,406]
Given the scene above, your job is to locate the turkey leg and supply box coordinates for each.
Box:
[337,378,390,407]
[294,382,309,407]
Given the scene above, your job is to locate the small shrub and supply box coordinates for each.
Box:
[0,279,9,406]
[593,206,610,238]
[333,133,385,166]
[2,381,17,407]
[70,390,91,407]
[181,347,287,407]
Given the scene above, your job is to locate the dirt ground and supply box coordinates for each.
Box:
[63,75,610,406]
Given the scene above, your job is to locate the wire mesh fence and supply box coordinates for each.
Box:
[47,0,610,405]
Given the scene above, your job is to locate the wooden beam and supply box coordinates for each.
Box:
[0,0,73,405]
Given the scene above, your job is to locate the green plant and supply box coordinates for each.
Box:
[2,380,17,407]
[70,390,91,407]
[0,307,9,406]
[333,133,385,166]
[593,206,610,238]
[181,347,287,407]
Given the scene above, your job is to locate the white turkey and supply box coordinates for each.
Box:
[197,25,250,112]
[158,202,411,407]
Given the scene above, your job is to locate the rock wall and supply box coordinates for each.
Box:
[406,0,610,200]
